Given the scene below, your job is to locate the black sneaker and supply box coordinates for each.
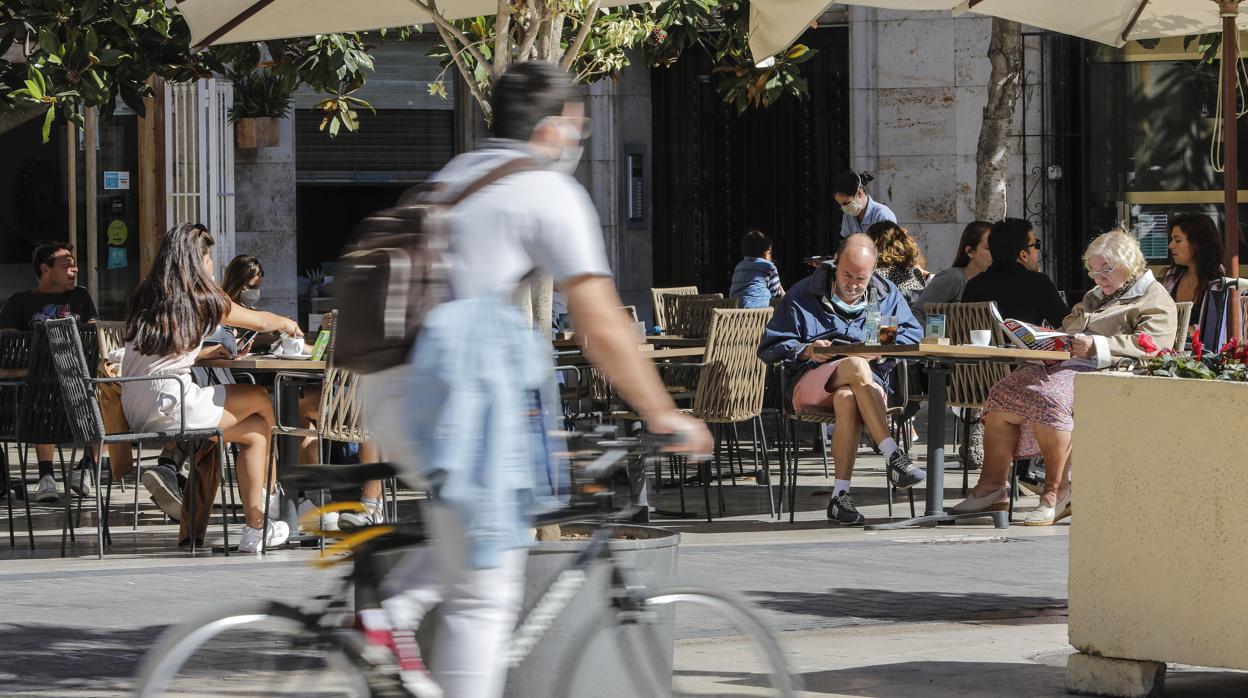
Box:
[887,450,927,489]
[141,459,183,521]
[827,492,865,526]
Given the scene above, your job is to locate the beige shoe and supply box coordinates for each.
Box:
[949,487,1009,514]
[1024,490,1071,526]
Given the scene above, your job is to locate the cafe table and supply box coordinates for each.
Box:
[554,346,705,366]
[811,342,1070,530]
[198,355,326,547]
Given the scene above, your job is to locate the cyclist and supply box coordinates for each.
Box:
[359,61,713,697]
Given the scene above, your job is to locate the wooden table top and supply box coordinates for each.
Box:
[197,356,327,371]
[814,342,1070,362]
[554,335,707,349]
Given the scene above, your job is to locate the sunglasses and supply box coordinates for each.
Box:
[1027,241,1042,251]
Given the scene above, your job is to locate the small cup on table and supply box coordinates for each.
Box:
[968,329,993,347]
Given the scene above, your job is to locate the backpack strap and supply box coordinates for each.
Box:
[447,157,541,207]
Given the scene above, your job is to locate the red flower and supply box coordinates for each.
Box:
[1137,332,1158,354]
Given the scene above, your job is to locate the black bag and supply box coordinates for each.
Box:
[333,158,538,374]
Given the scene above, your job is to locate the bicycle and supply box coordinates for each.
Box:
[134,427,800,697]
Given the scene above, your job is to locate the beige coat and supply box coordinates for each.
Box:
[1061,270,1178,368]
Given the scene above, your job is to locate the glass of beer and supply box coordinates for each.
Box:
[879,315,899,345]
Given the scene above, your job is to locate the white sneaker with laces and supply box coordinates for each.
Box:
[267,486,284,521]
[69,468,92,498]
[238,521,290,553]
[34,475,59,503]
[338,505,385,531]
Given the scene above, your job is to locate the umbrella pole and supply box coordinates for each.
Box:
[1223,0,1242,341]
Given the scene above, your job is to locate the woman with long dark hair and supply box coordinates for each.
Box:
[221,254,265,308]
[1162,213,1227,347]
[912,220,992,323]
[121,223,302,552]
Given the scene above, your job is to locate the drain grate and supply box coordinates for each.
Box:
[890,535,1024,545]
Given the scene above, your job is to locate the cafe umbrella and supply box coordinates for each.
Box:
[749,0,1248,338]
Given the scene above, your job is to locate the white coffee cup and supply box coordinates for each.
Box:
[969,330,992,347]
[276,336,304,356]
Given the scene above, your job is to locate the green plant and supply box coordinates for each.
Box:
[226,69,294,122]
[1136,335,1248,382]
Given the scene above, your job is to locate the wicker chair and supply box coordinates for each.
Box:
[650,286,698,334]
[1,331,32,548]
[42,318,230,558]
[1173,302,1193,352]
[684,309,773,521]
[672,296,739,339]
[266,311,395,550]
[924,301,1013,495]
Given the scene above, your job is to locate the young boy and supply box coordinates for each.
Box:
[729,230,784,308]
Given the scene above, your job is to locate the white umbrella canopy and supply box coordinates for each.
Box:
[173,0,636,48]
[748,0,1247,62]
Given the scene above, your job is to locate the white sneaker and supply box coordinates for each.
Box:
[238,521,290,553]
[34,475,59,503]
[338,505,385,531]
[267,486,284,521]
[69,468,92,498]
[298,499,340,532]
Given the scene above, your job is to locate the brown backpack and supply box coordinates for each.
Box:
[334,157,538,374]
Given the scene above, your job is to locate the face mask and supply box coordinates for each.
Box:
[238,288,261,307]
[827,292,867,317]
[840,196,864,216]
[549,143,584,174]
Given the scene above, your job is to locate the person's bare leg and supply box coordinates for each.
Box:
[359,442,383,501]
[969,410,1024,496]
[35,444,54,462]
[829,388,860,480]
[828,358,889,444]
[222,414,270,528]
[1030,424,1072,509]
[298,387,320,464]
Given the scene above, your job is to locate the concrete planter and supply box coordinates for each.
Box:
[234,117,281,148]
[1066,372,1248,696]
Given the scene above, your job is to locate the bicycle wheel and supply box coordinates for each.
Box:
[134,600,373,698]
[562,578,799,698]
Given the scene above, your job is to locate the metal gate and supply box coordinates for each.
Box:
[164,78,236,276]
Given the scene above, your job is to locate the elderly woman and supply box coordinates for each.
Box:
[951,230,1177,525]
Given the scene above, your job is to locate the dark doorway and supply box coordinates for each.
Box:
[295,184,410,273]
[650,26,850,293]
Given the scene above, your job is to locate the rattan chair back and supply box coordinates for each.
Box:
[17,322,98,445]
[925,301,1011,408]
[43,319,106,446]
[95,320,127,358]
[651,286,698,332]
[670,295,734,338]
[316,311,370,443]
[691,309,772,423]
[1174,302,1192,352]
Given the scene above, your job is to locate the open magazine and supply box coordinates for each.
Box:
[988,304,1073,352]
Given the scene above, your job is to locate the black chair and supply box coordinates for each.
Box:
[0,331,32,548]
[43,318,231,558]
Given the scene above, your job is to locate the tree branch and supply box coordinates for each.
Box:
[516,5,541,62]
[545,12,565,62]
[409,0,493,77]
[432,21,492,118]
[493,0,513,81]
[560,0,603,70]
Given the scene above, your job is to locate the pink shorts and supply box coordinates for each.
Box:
[791,358,886,413]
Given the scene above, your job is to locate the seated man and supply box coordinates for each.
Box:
[962,217,1068,327]
[759,234,925,526]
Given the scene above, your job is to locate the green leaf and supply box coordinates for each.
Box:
[133,8,152,26]
[38,28,62,56]
[40,106,56,143]
[95,49,128,67]
[81,0,100,22]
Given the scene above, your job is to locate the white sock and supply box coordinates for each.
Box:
[834,479,852,497]
[361,496,382,510]
[880,437,899,461]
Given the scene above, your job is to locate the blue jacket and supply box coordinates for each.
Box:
[758,262,921,397]
[402,297,567,568]
[730,257,782,309]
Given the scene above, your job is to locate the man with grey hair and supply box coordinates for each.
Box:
[759,234,925,526]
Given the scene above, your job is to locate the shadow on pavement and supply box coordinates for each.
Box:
[749,587,1067,624]
[0,623,159,694]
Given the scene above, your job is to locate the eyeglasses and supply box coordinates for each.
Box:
[1088,265,1116,280]
[1027,241,1042,251]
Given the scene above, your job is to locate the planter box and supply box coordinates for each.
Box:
[1067,372,1248,694]
[234,117,281,148]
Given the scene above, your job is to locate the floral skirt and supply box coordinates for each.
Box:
[985,363,1094,458]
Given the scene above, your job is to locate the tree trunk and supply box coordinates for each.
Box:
[973,18,1023,222]
[0,104,46,137]
[531,275,554,333]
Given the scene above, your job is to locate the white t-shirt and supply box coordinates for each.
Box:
[431,141,613,300]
